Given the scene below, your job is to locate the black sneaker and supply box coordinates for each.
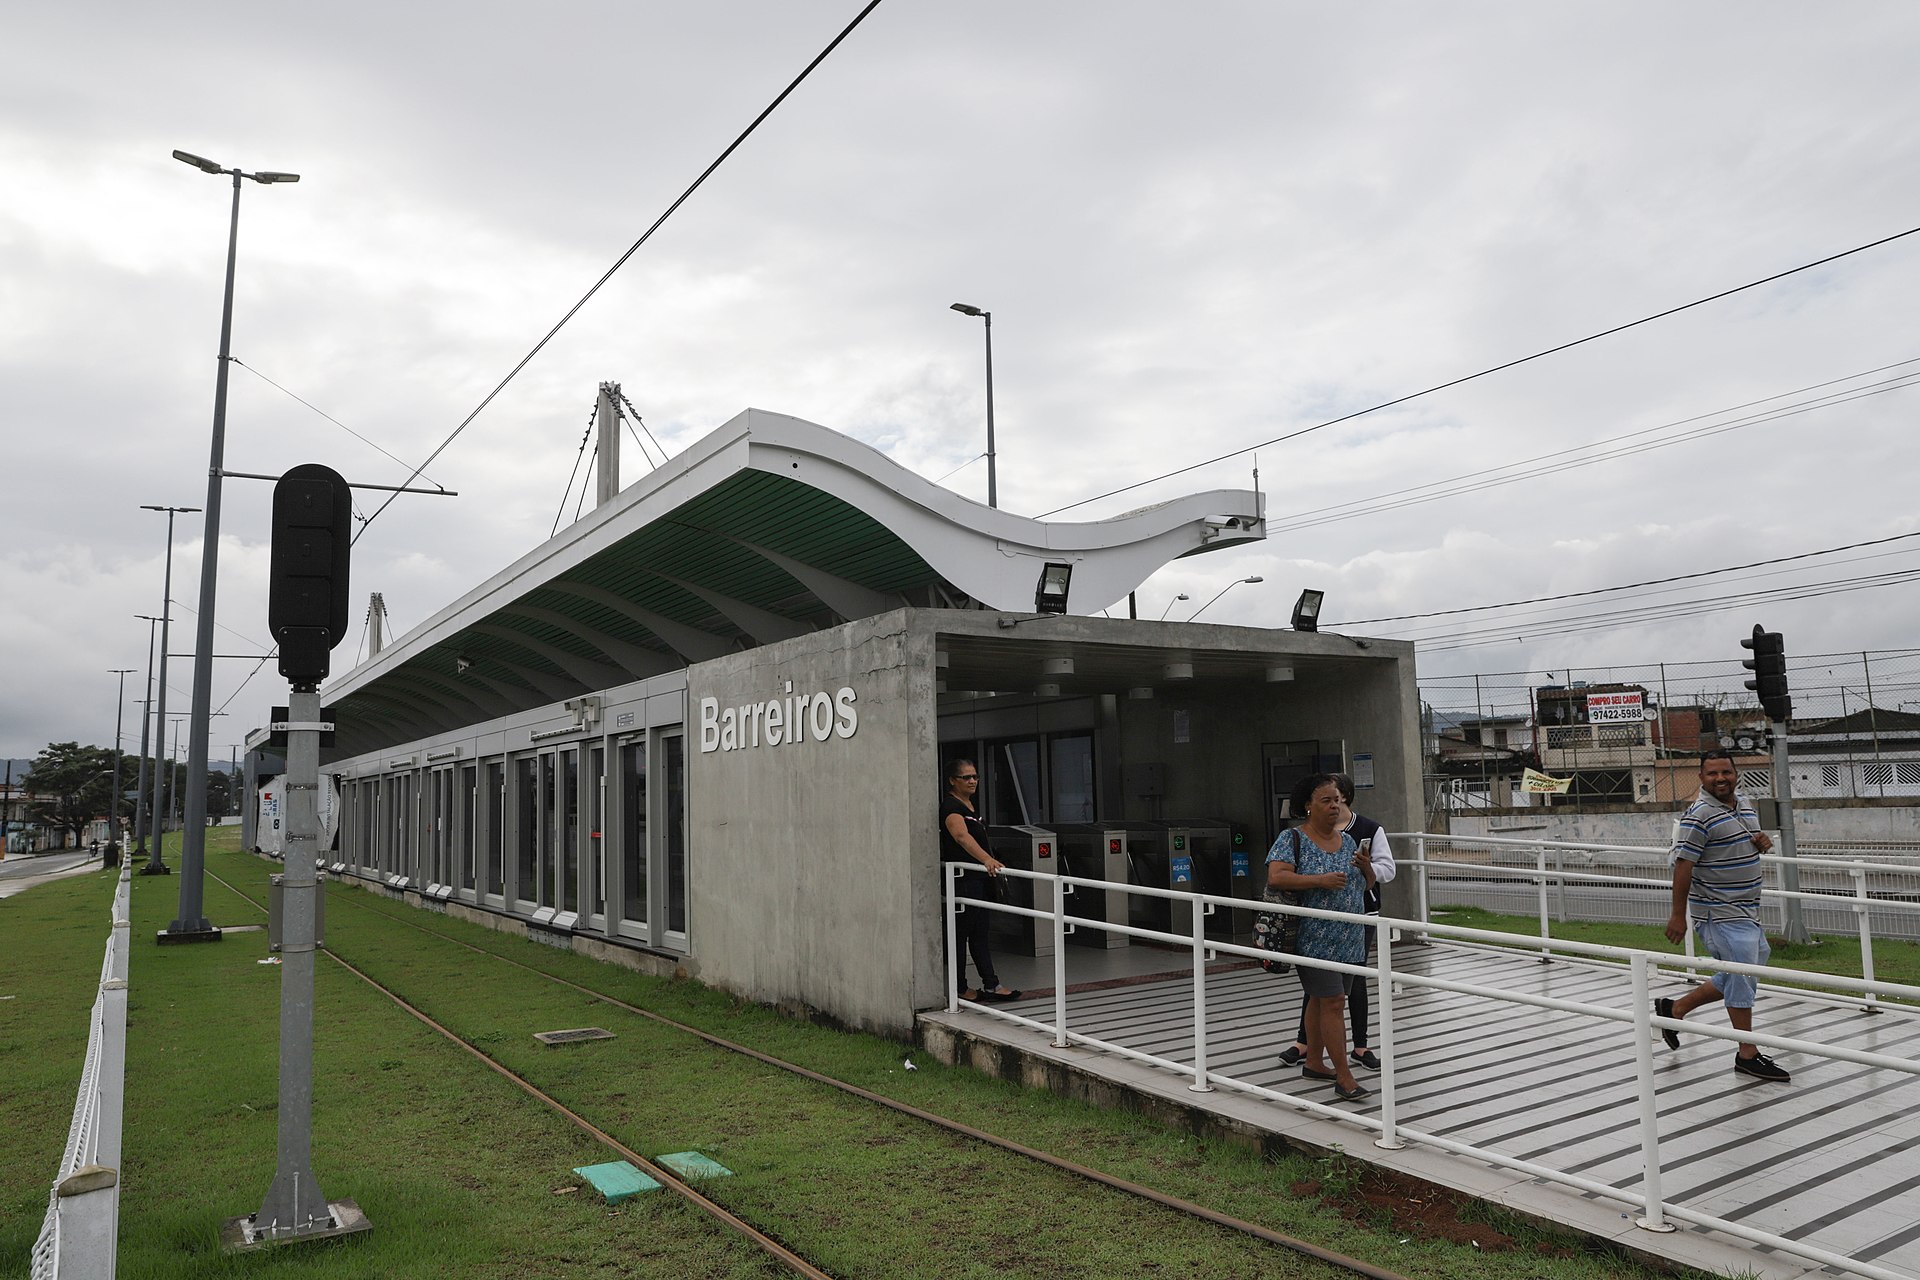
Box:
[1349,1048,1381,1071]
[1277,1045,1304,1067]
[1653,997,1681,1050]
[1733,1052,1791,1082]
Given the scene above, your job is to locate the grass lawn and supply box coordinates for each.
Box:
[1429,904,1920,997]
[2,829,1707,1279]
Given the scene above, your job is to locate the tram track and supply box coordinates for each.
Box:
[212,864,1412,1280]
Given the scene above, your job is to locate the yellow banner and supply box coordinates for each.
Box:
[1522,767,1573,794]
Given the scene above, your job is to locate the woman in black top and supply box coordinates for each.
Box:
[940,758,1021,1003]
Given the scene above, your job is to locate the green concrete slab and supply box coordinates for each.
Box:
[656,1151,733,1181]
[573,1160,661,1204]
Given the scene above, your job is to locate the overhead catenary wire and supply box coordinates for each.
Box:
[1040,222,1920,518]
[352,0,887,547]
[230,358,444,492]
[1269,362,1920,535]
[1334,528,1920,628]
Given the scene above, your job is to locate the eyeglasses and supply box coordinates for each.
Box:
[953,773,978,782]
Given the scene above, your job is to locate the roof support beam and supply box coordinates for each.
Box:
[650,572,813,645]
[470,625,628,692]
[721,535,905,623]
[542,582,733,663]
[500,605,680,680]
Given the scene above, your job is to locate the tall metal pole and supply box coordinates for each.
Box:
[132,615,160,858]
[108,670,134,868]
[171,170,245,941]
[981,311,996,509]
[140,508,194,875]
[1771,721,1809,945]
[2,759,11,856]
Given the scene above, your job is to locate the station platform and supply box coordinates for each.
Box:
[919,939,1920,1280]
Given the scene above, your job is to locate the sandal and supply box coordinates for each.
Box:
[979,988,1024,1003]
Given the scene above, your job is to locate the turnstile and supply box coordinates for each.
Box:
[1155,818,1256,937]
[1052,824,1135,949]
[983,824,1058,957]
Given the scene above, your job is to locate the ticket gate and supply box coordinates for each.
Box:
[983,824,1058,957]
[1154,818,1256,937]
[1052,824,1135,949]
[1110,821,1196,940]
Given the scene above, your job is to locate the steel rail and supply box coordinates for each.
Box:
[213,866,1416,1280]
[207,870,832,1280]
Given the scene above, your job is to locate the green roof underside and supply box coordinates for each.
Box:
[327,472,945,757]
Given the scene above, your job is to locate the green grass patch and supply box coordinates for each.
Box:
[1431,904,1920,997]
[2,831,1705,1278]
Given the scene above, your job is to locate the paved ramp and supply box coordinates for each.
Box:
[924,942,1920,1280]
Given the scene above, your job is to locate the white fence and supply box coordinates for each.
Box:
[945,858,1920,1280]
[30,861,132,1280]
[1402,830,1920,998]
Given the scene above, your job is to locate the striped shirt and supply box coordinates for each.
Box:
[1670,788,1765,924]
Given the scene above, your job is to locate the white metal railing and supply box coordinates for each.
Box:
[1396,831,1920,1005]
[942,862,1920,1280]
[30,861,132,1280]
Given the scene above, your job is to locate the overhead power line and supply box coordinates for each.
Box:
[1334,528,1920,627]
[230,358,443,490]
[1040,221,1920,517]
[1269,359,1920,536]
[353,0,886,546]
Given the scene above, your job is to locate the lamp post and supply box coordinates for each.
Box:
[132,615,161,859]
[168,148,298,942]
[1157,593,1190,620]
[107,669,134,867]
[1187,576,1264,622]
[948,303,997,508]
[139,508,197,874]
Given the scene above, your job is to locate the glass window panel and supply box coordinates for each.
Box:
[515,757,538,903]
[561,749,579,913]
[484,761,504,896]
[664,734,687,936]
[588,746,604,917]
[459,765,477,891]
[1049,733,1096,824]
[621,741,648,925]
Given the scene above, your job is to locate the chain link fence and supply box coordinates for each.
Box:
[1421,648,1920,819]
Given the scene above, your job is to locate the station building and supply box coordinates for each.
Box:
[292,409,1421,1036]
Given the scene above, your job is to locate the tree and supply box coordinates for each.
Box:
[205,768,234,820]
[24,742,116,847]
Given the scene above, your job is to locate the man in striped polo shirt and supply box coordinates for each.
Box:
[1655,750,1790,1082]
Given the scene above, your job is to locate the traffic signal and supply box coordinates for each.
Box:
[1741,624,1791,722]
[269,464,353,687]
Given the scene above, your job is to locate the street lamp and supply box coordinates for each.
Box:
[1157,593,1190,620]
[139,507,197,874]
[132,615,162,859]
[1187,576,1263,622]
[168,147,298,942]
[949,302,997,508]
[107,669,134,867]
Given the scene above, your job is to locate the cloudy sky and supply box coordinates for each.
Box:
[6,1,1920,760]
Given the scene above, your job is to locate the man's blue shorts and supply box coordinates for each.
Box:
[1696,916,1769,1009]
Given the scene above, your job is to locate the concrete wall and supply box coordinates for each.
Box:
[1446,798,1920,849]
[685,610,935,1036]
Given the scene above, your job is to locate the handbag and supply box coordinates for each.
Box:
[1252,830,1302,975]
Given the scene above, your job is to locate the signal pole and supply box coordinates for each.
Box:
[1743,625,1807,945]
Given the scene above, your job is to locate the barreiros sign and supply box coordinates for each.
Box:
[699,683,859,753]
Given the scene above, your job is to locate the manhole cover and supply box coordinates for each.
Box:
[534,1027,616,1046]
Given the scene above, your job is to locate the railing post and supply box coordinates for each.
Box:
[1554,847,1569,924]
[1853,866,1879,1012]
[1188,894,1213,1092]
[1631,954,1676,1233]
[1414,835,1430,935]
[1535,843,1552,962]
[1373,913,1404,1150]
[944,865,960,1014]
[1052,871,1069,1047]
